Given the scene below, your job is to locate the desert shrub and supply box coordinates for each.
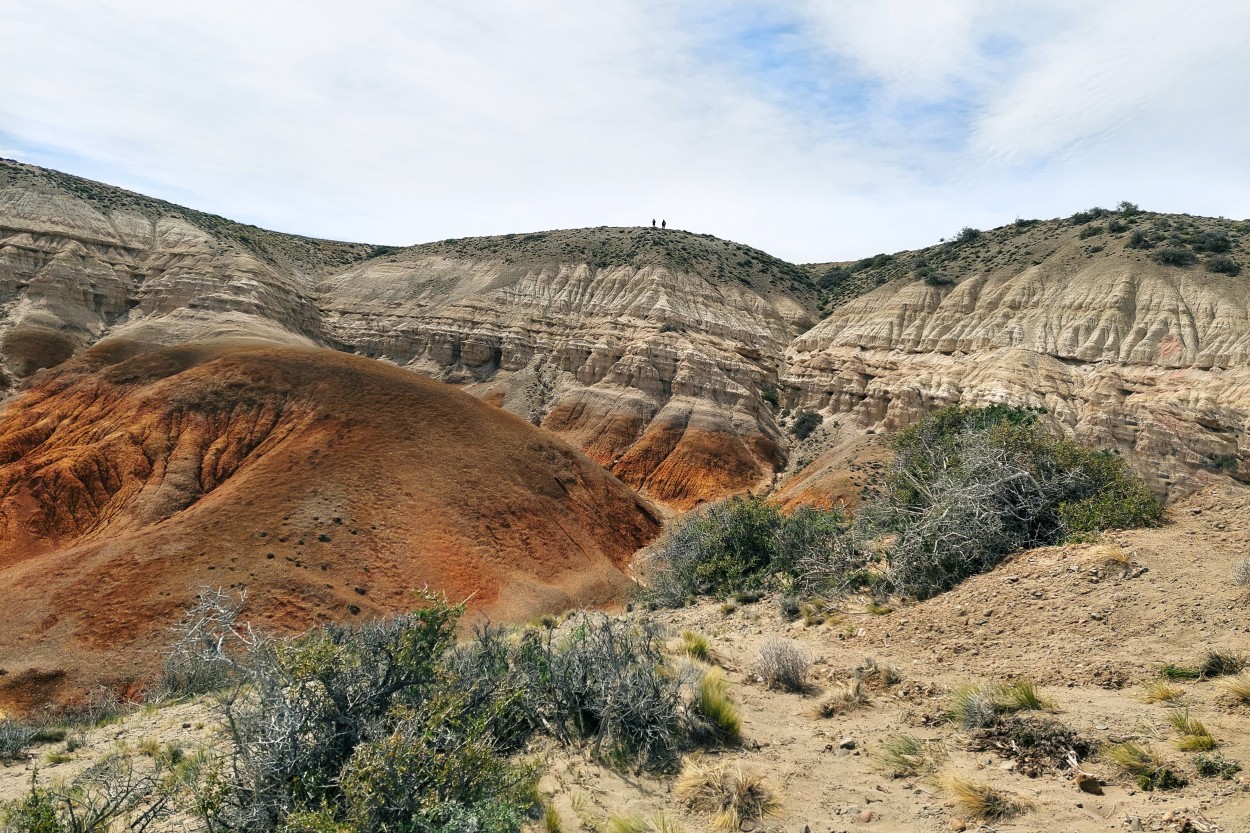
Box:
[1205,255,1242,275]
[157,588,249,698]
[641,498,851,605]
[2,753,192,833]
[1153,246,1197,267]
[1222,674,1250,704]
[752,639,810,693]
[507,615,690,771]
[953,226,982,245]
[1069,207,1108,225]
[1078,224,1104,239]
[1107,218,1128,233]
[791,410,822,440]
[866,406,1161,598]
[948,679,1052,729]
[759,387,779,409]
[1195,753,1242,779]
[1126,229,1154,249]
[201,595,541,833]
[1191,230,1232,253]
[1117,200,1141,215]
[0,720,36,763]
[815,679,868,717]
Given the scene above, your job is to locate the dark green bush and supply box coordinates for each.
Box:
[1153,246,1197,266]
[1126,229,1154,249]
[1078,224,1104,239]
[953,227,982,245]
[641,498,850,605]
[1192,231,1232,253]
[760,387,780,409]
[1107,218,1128,233]
[1205,255,1242,276]
[791,411,822,440]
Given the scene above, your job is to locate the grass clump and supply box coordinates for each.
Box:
[752,639,810,693]
[692,668,742,746]
[679,631,712,663]
[815,679,868,717]
[1161,663,1201,680]
[876,734,945,777]
[1106,742,1187,790]
[1220,674,1250,704]
[1168,709,1218,751]
[1141,680,1185,704]
[948,679,1052,728]
[675,758,779,831]
[1201,648,1246,678]
[0,719,37,763]
[938,776,1030,821]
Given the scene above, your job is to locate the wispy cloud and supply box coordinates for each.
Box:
[1,0,1246,261]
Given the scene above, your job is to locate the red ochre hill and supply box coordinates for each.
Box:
[0,339,661,712]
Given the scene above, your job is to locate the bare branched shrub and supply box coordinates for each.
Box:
[157,587,252,698]
[2,753,190,833]
[753,639,810,693]
[509,614,690,771]
[0,719,36,763]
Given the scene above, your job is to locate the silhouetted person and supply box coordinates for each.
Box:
[651,219,656,228]
[661,219,666,229]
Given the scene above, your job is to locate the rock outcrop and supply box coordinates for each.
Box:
[785,220,1250,498]
[0,339,660,710]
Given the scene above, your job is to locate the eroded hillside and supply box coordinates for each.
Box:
[2,160,1248,509]
[0,340,659,711]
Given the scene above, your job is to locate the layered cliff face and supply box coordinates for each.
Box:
[1,160,820,508]
[3,159,1248,511]
[785,217,1250,497]
[0,340,659,710]
[316,229,817,507]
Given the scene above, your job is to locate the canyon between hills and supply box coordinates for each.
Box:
[0,158,1248,708]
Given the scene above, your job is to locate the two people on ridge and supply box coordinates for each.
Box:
[651,218,666,229]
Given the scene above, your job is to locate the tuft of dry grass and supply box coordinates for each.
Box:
[876,734,946,777]
[938,775,1031,821]
[1201,649,1247,679]
[680,631,713,663]
[814,679,868,718]
[1220,674,1250,704]
[544,803,563,833]
[1105,741,1187,790]
[695,667,742,746]
[1168,709,1217,751]
[675,757,780,831]
[1141,680,1185,704]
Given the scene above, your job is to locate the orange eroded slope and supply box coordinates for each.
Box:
[0,340,660,711]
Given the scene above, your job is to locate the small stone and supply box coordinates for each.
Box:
[857,809,874,823]
[839,737,857,749]
[949,817,968,831]
[1074,773,1103,795]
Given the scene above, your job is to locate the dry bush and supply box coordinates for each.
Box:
[1106,742,1187,791]
[876,734,945,777]
[1141,680,1185,704]
[1233,559,1250,589]
[968,716,1098,777]
[0,719,36,763]
[752,639,810,693]
[675,758,779,830]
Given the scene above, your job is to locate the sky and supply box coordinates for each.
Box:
[1,0,1247,262]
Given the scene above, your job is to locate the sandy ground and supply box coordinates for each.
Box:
[3,485,1246,833]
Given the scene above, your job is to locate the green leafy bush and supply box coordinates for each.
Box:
[640,498,850,605]
[1153,246,1197,266]
[791,411,822,440]
[1205,255,1242,276]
